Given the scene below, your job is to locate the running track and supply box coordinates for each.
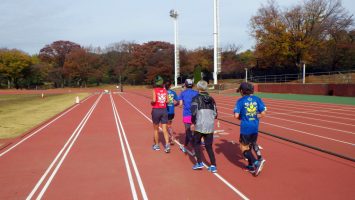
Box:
[0,88,354,199]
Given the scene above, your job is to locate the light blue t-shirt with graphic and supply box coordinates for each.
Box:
[233,95,266,135]
[167,90,179,114]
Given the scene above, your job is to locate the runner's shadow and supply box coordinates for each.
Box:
[214,139,246,169]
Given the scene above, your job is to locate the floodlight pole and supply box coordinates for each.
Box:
[170,9,179,87]
[302,63,306,84]
[213,0,220,85]
[245,68,248,82]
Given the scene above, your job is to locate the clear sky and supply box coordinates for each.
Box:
[0,0,354,55]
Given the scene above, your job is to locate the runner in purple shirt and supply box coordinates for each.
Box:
[178,79,198,153]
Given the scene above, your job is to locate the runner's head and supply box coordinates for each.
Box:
[237,82,254,96]
[165,80,172,90]
[154,76,164,88]
[196,80,208,92]
[184,79,193,88]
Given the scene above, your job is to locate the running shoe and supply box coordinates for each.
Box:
[254,159,266,176]
[164,144,171,153]
[179,145,186,153]
[244,165,255,173]
[208,165,217,173]
[192,162,204,170]
[152,144,160,151]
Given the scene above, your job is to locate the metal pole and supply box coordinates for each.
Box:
[213,0,219,85]
[170,10,179,87]
[303,63,306,84]
[245,68,248,82]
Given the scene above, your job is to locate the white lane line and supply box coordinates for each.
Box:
[267,111,355,126]
[217,100,355,120]
[109,94,139,200]
[119,94,249,200]
[261,122,355,146]
[111,94,148,200]
[218,110,355,146]
[217,104,355,135]
[0,94,94,158]
[26,94,102,200]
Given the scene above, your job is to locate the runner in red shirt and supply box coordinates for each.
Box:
[151,76,171,153]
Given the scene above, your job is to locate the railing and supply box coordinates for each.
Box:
[249,70,355,84]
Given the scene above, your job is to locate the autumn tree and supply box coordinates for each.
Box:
[0,49,32,89]
[102,41,136,84]
[63,48,101,87]
[39,40,81,87]
[128,41,174,84]
[250,0,353,72]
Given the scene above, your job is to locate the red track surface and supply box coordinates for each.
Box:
[0,88,354,199]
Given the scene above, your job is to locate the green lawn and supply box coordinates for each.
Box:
[256,92,355,105]
[0,93,90,139]
[223,92,355,105]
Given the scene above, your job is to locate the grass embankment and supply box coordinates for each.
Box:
[0,93,90,140]
[222,91,355,105]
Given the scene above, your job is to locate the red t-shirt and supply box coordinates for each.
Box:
[152,88,167,108]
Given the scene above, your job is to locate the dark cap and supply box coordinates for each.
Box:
[237,82,254,93]
[155,76,164,86]
[185,79,193,87]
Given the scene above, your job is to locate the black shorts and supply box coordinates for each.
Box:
[168,114,175,121]
[151,108,168,124]
[239,133,258,145]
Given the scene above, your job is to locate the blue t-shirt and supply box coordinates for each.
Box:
[179,88,199,117]
[167,89,179,114]
[233,95,266,135]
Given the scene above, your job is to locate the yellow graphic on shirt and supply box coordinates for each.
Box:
[168,94,174,104]
[244,101,257,119]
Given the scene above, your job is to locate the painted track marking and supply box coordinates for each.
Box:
[110,93,148,200]
[26,94,102,200]
[0,94,93,158]
[119,93,250,200]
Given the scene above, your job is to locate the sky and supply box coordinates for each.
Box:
[0,0,354,55]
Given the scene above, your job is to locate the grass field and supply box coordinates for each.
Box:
[0,93,90,139]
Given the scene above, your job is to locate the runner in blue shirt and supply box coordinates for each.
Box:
[234,82,266,176]
[165,80,180,145]
[179,79,199,153]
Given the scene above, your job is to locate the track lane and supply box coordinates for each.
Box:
[124,88,355,199]
[0,94,99,199]
[40,94,134,200]
[113,92,246,199]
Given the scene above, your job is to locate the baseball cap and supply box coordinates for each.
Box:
[196,80,208,91]
[237,82,254,92]
[185,79,193,87]
[155,76,164,86]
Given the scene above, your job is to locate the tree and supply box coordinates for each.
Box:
[64,48,100,87]
[0,49,32,89]
[250,0,354,72]
[39,40,81,87]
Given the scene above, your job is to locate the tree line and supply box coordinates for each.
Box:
[0,0,353,89]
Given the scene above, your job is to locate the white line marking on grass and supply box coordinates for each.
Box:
[26,94,102,200]
[119,94,249,200]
